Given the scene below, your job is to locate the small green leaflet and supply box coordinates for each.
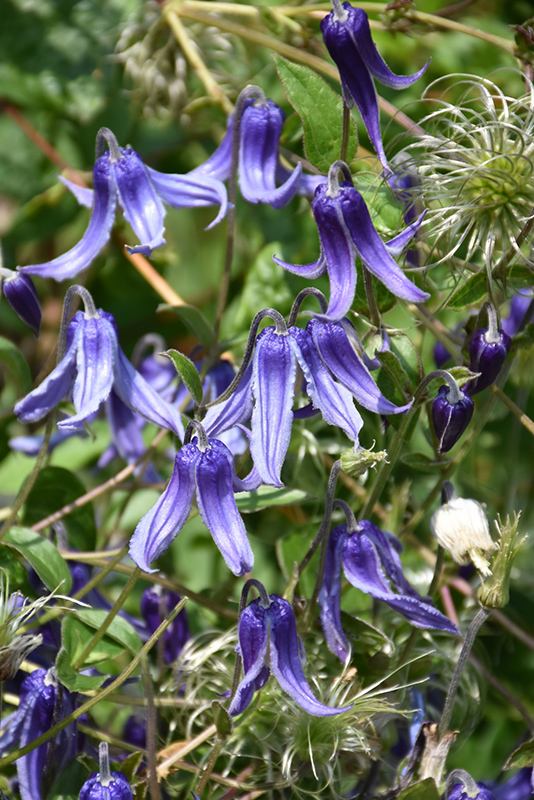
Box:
[3,526,72,593]
[161,349,203,406]
[272,53,357,173]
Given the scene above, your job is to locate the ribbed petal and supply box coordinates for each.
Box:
[308,318,412,414]
[112,149,166,255]
[342,531,459,633]
[113,345,185,439]
[311,186,358,321]
[338,184,429,303]
[20,157,116,281]
[318,525,351,662]
[202,364,254,440]
[15,324,79,423]
[229,600,270,716]
[250,330,297,487]
[106,390,148,465]
[195,439,254,576]
[57,174,94,207]
[385,212,426,257]
[273,249,327,279]
[347,5,430,89]
[290,326,363,444]
[239,100,302,208]
[60,314,114,431]
[128,445,199,572]
[276,163,326,198]
[189,116,234,181]
[17,670,56,800]
[269,596,352,716]
[321,9,388,168]
[147,167,228,229]
[3,272,42,337]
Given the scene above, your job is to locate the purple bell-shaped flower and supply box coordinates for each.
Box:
[14,288,184,440]
[79,742,132,800]
[431,374,474,453]
[320,0,430,170]
[1,269,42,337]
[229,583,352,717]
[274,162,428,322]
[140,585,189,663]
[465,304,512,395]
[445,770,496,800]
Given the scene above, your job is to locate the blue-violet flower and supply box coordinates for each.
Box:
[1,269,42,337]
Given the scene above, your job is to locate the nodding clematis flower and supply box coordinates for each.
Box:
[19,127,228,281]
[446,772,496,800]
[140,585,189,663]
[0,269,42,337]
[14,290,184,440]
[319,520,459,661]
[465,304,512,396]
[0,668,77,800]
[129,420,260,576]
[274,163,429,323]
[229,588,352,717]
[320,0,430,171]
[432,378,474,454]
[80,742,133,800]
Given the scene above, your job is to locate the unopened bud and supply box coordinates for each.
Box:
[478,513,526,609]
[430,483,496,576]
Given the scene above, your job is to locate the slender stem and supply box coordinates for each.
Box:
[157,724,218,780]
[72,567,142,669]
[299,460,342,575]
[163,8,233,113]
[197,737,225,795]
[340,102,352,163]
[0,597,188,769]
[141,655,160,800]
[118,236,186,306]
[437,607,490,739]
[491,384,534,438]
[362,265,381,327]
[428,546,445,598]
[493,206,534,279]
[288,288,328,327]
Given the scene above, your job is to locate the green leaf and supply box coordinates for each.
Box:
[353,172,404,234]
[212,699,233,737]
[76,608,143,655]
[161,349,203,406]
[3,526,71,593]
[272,53,357,172]
[22,466,96,551]
[390,332,423,389]
[352,261,396,317]
[158,303,216,350]
[0,336,32,394]
[55,646,106,692]
[235,485,310,513]
[506,737,534,769]
[398,779,440,800]
[376,350,412,397]
[448,273,487,310]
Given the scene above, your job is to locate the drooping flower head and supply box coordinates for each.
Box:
[321,0,430,170]
[274,162,429,322]
[14,287,184,439]
[319,513,459,661]
[129,420,259,576]
[465,304,512,396]
[229,581,353,717]
[79,742,132,800]
[0,268,41,337]
[431,373,474,454]
[19,127,228,281]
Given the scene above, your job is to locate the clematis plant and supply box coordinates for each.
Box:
[274,162,429,322]
[321,0,430,171]
[128,420,260,576]
[19,127,228,281]
[319,503,459,662]
[14,286,184,438]
[0,267,42,337]
[229,579,353,717]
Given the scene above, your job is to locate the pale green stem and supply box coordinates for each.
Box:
[0,597,188,769]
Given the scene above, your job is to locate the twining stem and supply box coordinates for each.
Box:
[197,737,225,795]
[141,655,160,800]
[0,597,188,770]
[437,607,490,739]
[164,7,233,114]
[72,567,141,669]
[491,385,534,438]
[340,102,352,164]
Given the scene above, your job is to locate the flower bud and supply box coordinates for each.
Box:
[1,270,42,337]
[465,326,511,395]
[430,484,496,576]
[432,385,474,453]
[478,513,526,609]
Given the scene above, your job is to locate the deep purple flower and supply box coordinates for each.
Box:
[432,384,474,453]
[14,308,184,439]
[0,668,76,800]
[320,1,430,170]
[502,290,533,338]
[447,782,496,800]
[229,594,352,717]
[129,428,259,576]
[319,522,459,660]
[1,270,42,337]
[80,743,132,800]
[19,128,227,281]
[140,585,189,663]
[492,768,534,800]
[274,168,429,322]
[465,326,512,395]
